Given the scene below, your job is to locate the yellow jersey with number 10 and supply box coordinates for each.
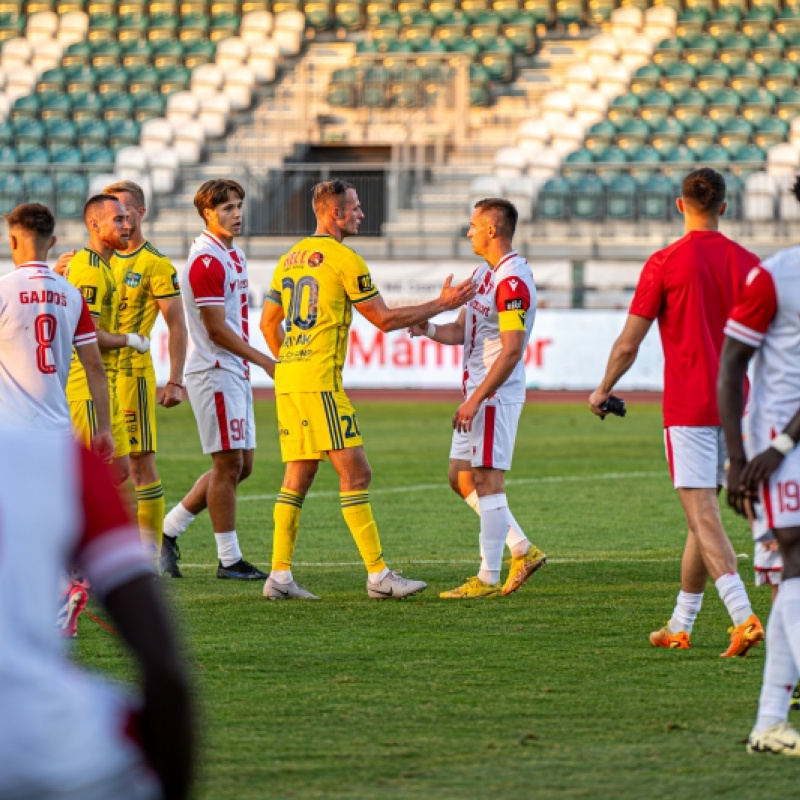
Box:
[112,241,180,376]
[65,247,119,401]
[268,235,379,394]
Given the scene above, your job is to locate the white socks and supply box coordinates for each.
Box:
[270,569,293,584]
[368,567,390,585]
[755,583,800,731]
[163,503,196,539]
[668,590,704,634]
[477,493,510,585]
[215,530,242,568]
[715,572,753,626]
[464,490,530,558]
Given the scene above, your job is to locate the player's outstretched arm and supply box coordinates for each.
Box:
[157,297,188,408]
[589,314,652,416]
[104,576,194,800]
[53,249,76,276]
[76,340,113,460]
[199,305,275,377]
[357,275,475,333]
[260,294,285,357]
[409,308,466,345]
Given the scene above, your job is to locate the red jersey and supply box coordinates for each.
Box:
[629,230,759,427]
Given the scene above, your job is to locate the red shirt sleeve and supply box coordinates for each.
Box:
[724,266,778,348]
[629,255,664,320]
[74,444,151,596]
[495,276,532,312]
[72,296,97,347]
[188,254,225,306]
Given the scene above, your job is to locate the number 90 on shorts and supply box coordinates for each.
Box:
[276,390,362,462]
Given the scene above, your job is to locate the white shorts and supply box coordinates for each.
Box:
[664,426,727,489]
[754,538,783,587]
[449,401,522,471]
[186,369,255,455]
[755,445,800,538]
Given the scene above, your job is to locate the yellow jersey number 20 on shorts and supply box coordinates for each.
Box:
[276,390,362,462]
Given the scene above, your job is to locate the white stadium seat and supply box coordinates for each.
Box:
[1,38,31,69]
[26,12,58,42]
[272,27,302,56]
[526,146,561,180]
[586,34,620,68]
[597,62,630,100]
[115,146,148,180]
[198,95,231,137]
[274,10,305,32]
[573,91,607,126]
[140,117,173,154]
[248,41,278,82]
[148,148,180,195]
[743,172,778,221]
[620,35,653,71]
[224,67,256,111]
[57,11,88,46]
[216,37,249,70]
[191,64,224,98]
[643,6,677,42]
[540,90,574,123]
[30,39,62,73]
[564,63,596,98]
[166,91,200,127]
[550,118,585,157]
[241,10,274,43]
[493,146,526,178]
[503,176,538,222]
[5,66,36,102]
[173,126,205,165]
[767,143,800,177]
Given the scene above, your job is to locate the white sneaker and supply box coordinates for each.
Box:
[747,722,800,756]
[263,576,319,600]
[367,570,427,600]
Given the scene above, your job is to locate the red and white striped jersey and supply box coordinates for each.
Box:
[725,247,800,448]
[182,230,250,379]
[0,262,96,432]
[0,429,152,796]
[462,251,536,403]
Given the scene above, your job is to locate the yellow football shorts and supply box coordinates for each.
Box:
[117,371,157,454]
[276,390,363,462]
[69,389,131,459]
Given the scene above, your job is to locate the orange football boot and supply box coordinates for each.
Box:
[721,614,764,658]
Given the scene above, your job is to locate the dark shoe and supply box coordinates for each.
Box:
[217,559,268,580]
[160,535,183,578]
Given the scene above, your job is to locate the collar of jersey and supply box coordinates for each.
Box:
[201,230,233,258]
[490,251,518,271]
[84,246,110,267]
[18,261,50,270]
[114,241,149,259]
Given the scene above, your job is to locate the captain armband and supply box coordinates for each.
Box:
[498,309,526,332]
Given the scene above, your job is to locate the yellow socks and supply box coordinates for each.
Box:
[340,491,386,574]
[272,487,305,571]
[135,480,165,550]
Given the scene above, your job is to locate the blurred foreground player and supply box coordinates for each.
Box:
[260,179,474,599]
[410,198,546,598]
[589,168,764,657]
[161,179,275,579]
[719,179,800,754]
[0,427,194,798]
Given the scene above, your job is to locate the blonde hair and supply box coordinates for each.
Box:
[103,180,146,209]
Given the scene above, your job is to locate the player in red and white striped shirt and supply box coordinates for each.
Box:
[0,203,111,457]
[161,180,275,580]
[720,182,800,753]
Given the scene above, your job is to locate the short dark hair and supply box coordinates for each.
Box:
[474,197,518,237]
[193,179,245,220]
[4,203,55,240]
[83,193,122,223]
[312,179,356,215]
[682,168,726,213]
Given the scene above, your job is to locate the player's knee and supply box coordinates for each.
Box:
[238,461,253,483]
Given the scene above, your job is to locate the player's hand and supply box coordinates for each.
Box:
[453,396,480,433]
[54,250,75,276]
[408,323,427,338]
[158,381,184,408]
[255,353,276,379]
[126,334,150,354]
[588,388,610,417]
[439,274,476,311]
[741,448,785,495]
[91,430,114,463]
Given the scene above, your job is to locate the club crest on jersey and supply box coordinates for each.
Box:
[80,285,96,304]
[124,271,142,288]
[358,274,374,293]
[308,251,324,268]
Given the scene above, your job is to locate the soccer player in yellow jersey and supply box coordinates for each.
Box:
[103,180,188,563]
[260,179,475,600]
[65,195,150,486]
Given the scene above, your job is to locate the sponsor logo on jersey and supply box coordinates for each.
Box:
[172,274,179,291]
[125,271,142,288]
[80,285,97,304]
[124,410,137,425]
[202,257,212,268]
[358,274,374,293]
[509,278,519,291]
[504,298,524,310]
[308,251,324,268]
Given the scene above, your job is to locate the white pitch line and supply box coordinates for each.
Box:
[228,469,666,504]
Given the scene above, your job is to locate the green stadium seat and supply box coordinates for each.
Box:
[18,146,50,165]
[148,12,179,41]
[0,146,16,165]
[44,118,77,146]
[37,68,66,95]
[765,62,799,94]
[775,6,800,38]
[568,173,604,221]
[390,80,418,108]
[107,118,140,149]
[65,66,96,95]
[76,118,108,147]
[63,41,92,69]
[616,118,649,155]
[0,122,13,147]
[604,173,636,220]
[661,63,696,95]
[501,21,535,53]
[628,145,663,178]
[741,8,775,39]
[102,93,135,121]
[537,176,569,221]
[183,40,215,68]
[178,13,210,43]
[691,142,732,164]
[10,96,39,123]
[682,33,718,71]
[685,0,714,13]
[91,41,122,69]
[684,117,718,150]
[630,64,661,96]
[118,12,148,42]
[522,0,550,27]
[650,118,685,153]
[637,173,675,220]
[741,87,776,126]
[672,88,707,125]
[607,94,639,126]
[327,80,355,106]
[652,38,682,69]
[97,67,128,97]
[86,12,118,43]
[706,87,742,126]
[720,172,742,219]
[732,143,766,172]
[55,172,89,218]
[335,1,362,29]
[448,36,481,56]
[561,147,593,178]
[366,0,393,25]
[730,62,764,93]
[480,43,513,80]
[584,120,615,156]
[639,89,673,125]
[718,118,753,150]
[385,38,414,52]
[133,92,166,122]
[121,39,154,68]
[752,0,780,13]
[776,86,800,120]
[71,92,104,122]
[153,40,184,69]
[717,32,751,70]
[707,9,742,38]
[80,144,114,166]
[754,117,789,149]
[696,63,730,94]
[129,66,160,95]
[661,143,695,163]
[675,9,707,38]
[0,173,23,215]
[469,82,489,106]
[209,11,239,40]
[554,0,582,28]
[751,31,785,70]
[594,145,628,181]
[461,0,489,21]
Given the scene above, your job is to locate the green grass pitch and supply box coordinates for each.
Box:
[76,399,799,799]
